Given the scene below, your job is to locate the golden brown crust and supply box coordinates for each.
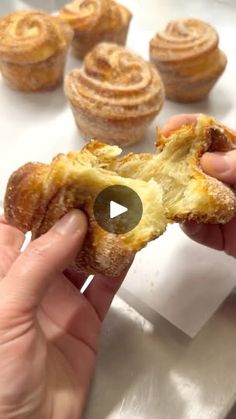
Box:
[64,42,165,146]
[0,10,73,91]
[59,0,132,59]
[113,115,236,223]
[150,19,227,102]
[4,144,166,277]
[5,115,236,276]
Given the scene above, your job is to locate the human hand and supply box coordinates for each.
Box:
[0,210,128,419]
[162,114,236,258]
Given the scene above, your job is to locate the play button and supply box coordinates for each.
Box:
[110,201,128,219]
[94,185,143,234]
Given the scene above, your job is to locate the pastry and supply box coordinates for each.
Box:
[4,144,166,277]
[64,42,165,146]
[150,18,227,102]
[0,10,73,92]
[113,114,236,223]
[4,115,236,277]
[59,0,132,59]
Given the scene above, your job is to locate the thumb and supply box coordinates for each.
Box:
[201,150,236,184]
[0,210,87,313]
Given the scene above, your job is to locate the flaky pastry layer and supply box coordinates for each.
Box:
[4,115,236,277]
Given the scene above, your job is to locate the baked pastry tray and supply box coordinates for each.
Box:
[1,1,236,418]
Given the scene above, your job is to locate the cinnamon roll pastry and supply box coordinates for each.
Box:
[59,0,132,59]
[4,115,236,276]
[150,19,227,102]
[4,144,166,277]
[0,11,73,92]
[112,114,236,223]
[64,42,165,146]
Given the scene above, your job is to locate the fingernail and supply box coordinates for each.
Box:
[52,210,87,235]
[202,152,231,175]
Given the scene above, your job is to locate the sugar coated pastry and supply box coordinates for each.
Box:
[59,0,132,59]
[4,142,166,277]
[64,42,165,146]
[150,18,227,102]
[0,10,73,91]
[4,115,236,277]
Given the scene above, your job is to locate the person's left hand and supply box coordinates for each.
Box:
[0,210,129,419]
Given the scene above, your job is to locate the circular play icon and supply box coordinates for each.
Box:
[94,185,143,234]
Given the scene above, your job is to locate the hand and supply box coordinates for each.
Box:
[0,210,128,419]
[162,114,236,258]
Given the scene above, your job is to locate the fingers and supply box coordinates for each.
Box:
[162,114,198,137]
[221,218,236,258]
[0,210,88,313]
[40,274,100,353]
[201,151,236,185]
[0,217,25,280]
[0,216,25,249]
[64,266,88,290]
[0,246,20,281]
[162,115,236,185]
[181,221,224,251]
[84,266,131,321]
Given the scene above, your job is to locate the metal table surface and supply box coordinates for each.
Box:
[1,1,236,418]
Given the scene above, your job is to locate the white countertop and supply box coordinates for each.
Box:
[1,1,236,418]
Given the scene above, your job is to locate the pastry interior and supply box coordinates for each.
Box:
[4,115,236,276]
[112,115,236,223]
[4,143,166,277]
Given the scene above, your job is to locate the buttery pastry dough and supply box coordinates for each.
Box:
[113,115,236,223]
[4,144,166,277]
[4,115,236,277]
[0,10,73,91]
[150,19,227,102]
[59,0,132,59]
[64,42,165,146]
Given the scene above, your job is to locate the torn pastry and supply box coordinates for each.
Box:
[4,115,236,277]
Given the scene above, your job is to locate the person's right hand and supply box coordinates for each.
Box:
[0,210,129,419]
[162,114,236,258]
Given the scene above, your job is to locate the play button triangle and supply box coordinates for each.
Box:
[110,201,128,219]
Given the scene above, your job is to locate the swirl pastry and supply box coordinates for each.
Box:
[64,42,165,146]
[4,144,166,277]
[150,19,227,102]
[112,115,236,223]
[4,115,236,277]
[0,11,73,92]
[59,0,132,59]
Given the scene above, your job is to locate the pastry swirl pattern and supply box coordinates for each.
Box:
[150,18,227,102]
[65,42,164,122]
[59,0,132,59]
[59,0,109,31]
[150,18,218,62]
[0,11,72,64]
